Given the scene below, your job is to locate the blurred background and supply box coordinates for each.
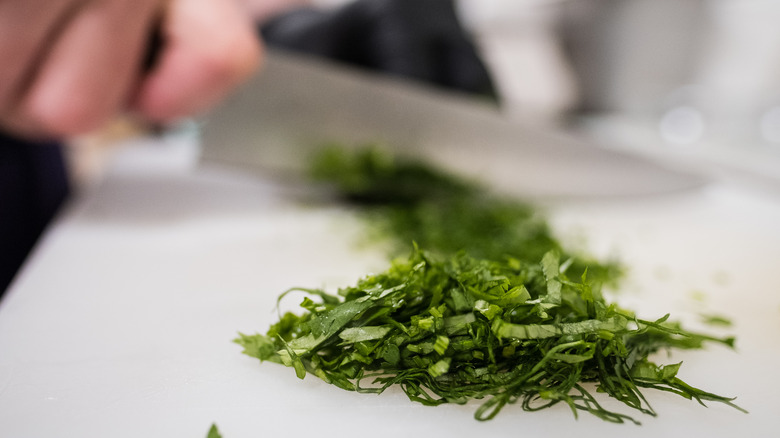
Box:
[68,0,780,191]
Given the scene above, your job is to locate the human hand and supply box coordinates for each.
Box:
[0,0,262,139]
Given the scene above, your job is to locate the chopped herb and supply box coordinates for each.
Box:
[207,424,222,438]
[689,290,708,303]
[699,314,733,327]
[236,249,743,423]
[309,145,621,285]
[310,145,476,205]
[236,145,743,423]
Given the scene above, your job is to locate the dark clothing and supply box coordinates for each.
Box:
[261,0,498,100]
[0,133,70,295]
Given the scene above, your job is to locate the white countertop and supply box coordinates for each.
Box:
[1,128,779,437]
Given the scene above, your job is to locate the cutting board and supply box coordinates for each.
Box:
[0,126,778,437]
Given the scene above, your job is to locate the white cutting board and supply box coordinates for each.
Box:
[0,127,778,437]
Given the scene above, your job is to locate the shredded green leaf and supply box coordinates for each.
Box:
[236,145,744,423]
[699,313,733,327]
[309,145,622,286]
[207,424,222,438]
[236,248,743,423]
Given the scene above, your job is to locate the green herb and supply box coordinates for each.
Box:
[236,248,742,423]
[700,314,733,327]
[310,145,621,285]
[236,145,743,423]
[310,145,476,205]
[207,424,222,438]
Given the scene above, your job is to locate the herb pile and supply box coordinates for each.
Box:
[235,146,743,423]
[308,146,621,284]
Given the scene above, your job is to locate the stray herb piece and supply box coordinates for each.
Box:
[207,424,222,438]
[700,314,733,327]
[689,290,708,303]
[236,248,743,423]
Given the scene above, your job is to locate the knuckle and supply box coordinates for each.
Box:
[22,94,107,137]
[199,32,263,84]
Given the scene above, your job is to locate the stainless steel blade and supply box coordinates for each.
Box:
[199,49,706,199]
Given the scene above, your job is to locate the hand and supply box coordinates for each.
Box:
[0,0,262,139]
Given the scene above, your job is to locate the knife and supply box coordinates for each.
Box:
[198,49,705,199]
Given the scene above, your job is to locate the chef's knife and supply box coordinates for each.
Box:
[199,49,705,199]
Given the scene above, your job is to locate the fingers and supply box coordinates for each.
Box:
[0,0,161,138]
[0,0,262,140]
[0,0,80,134]
[130,0,263,123]
[17,0,161,137]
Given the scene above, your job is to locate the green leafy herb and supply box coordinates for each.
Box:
[207,424,222,438]
[236,145,743,423]
[236,248,743,423]
[700,314,733,327]
[310,145,476,205]
[309,145,621,286]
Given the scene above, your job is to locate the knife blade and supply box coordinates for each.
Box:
[199,49,705,199]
